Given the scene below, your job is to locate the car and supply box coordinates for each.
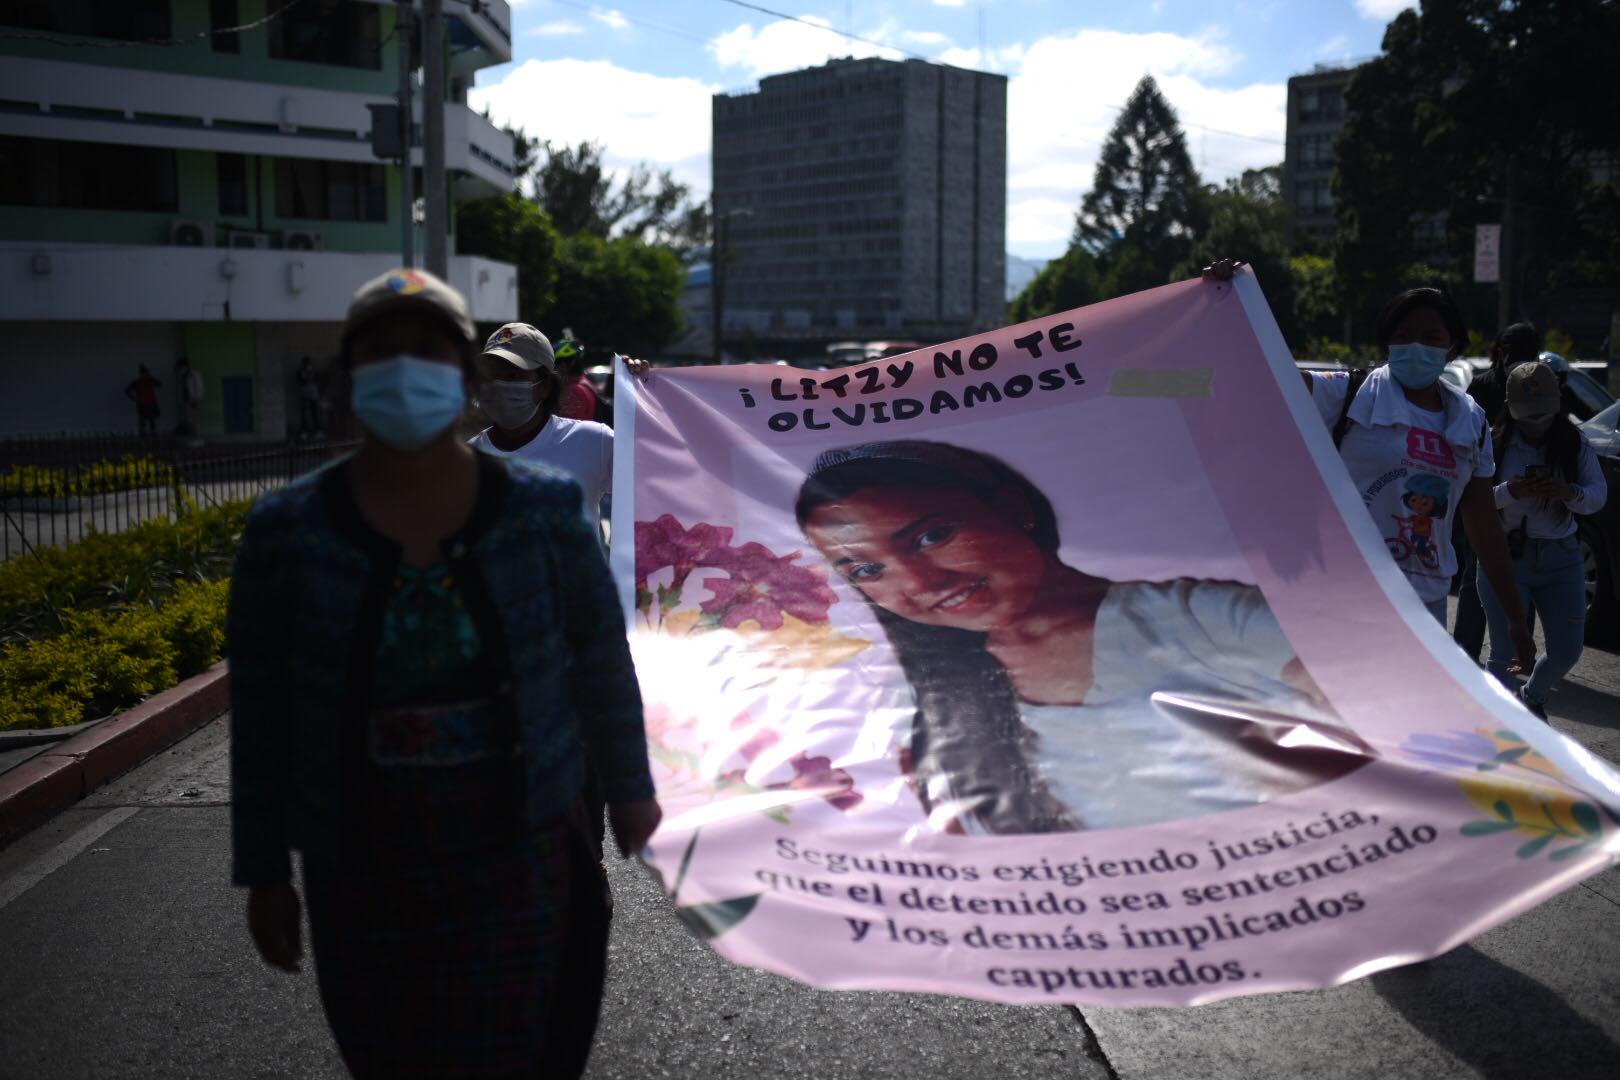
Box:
[1577,399,1620,634]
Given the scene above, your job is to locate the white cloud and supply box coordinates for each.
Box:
[470,59,719,192]
[997,28,1283,255]
[592,8,630,31]
[933,0,966,7]
[1355,0,1415,19]
[527,19,583,37]
[709,17,902,78]
[902,29,951,47]
[1314,33,1349,57]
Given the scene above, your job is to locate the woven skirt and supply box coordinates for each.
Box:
[304,758,609,1079]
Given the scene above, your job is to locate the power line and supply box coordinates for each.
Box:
[544,1,713,46]
[708,1,1284,148]
[0,0,307,49]
[712,0,928,61]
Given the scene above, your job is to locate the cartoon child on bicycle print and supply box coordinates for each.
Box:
[1387,473,1448,568]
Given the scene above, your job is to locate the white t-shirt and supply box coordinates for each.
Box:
[469,416,613,532]
[1017,580,1355,830]
[1309,367,1494,602]
[1493,429,1608,540]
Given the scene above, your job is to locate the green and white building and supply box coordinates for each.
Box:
[0,0,518,437]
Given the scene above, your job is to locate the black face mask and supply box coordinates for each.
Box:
[1514,413,1557,438]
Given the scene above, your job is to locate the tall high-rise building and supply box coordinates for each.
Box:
[711,57,1006,359]
[0,1,518,436]
[1282,61,1364,247]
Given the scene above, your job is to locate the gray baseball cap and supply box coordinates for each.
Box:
[481,322,556,373]
[1505,360,1560,419]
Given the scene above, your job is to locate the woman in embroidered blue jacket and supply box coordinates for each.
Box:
[227,267,660,1079]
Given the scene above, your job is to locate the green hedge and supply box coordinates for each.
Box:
[0,456,178,499]
[0,579,229,731]
[0,500,247,641]
[0,500,249,731]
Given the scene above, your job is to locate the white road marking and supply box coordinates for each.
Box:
[0,806,140,911]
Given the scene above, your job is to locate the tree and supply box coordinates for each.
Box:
[1177,166,1299,341]
[550,233,685,355]
[1289,253,1343,348]
[1336,0,1620,344]
[1009,248,1100,323]
[456,193,560,328]
[1073,76,1206,286]
[534,140,708,251]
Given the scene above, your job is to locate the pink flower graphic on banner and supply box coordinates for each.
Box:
[719,726,863,812]
[635,514,733,591]
[700,543,837,630]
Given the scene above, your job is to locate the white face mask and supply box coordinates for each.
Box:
[479,379,540,429]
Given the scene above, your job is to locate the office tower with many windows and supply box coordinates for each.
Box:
[1282,62,1363,247]
[712,57,1006,359]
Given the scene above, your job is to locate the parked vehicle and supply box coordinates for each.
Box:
[824,340,926,367]
[1577,400,1620,633]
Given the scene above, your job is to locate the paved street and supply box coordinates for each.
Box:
[1,632,1618,1079]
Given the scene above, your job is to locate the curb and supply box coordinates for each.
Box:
[0,663,230,847]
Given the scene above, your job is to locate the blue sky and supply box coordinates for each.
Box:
[473,1,1414,258]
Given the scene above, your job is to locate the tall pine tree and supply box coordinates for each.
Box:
[1073,76,1205,290]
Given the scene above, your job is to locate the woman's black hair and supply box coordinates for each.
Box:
[1375,287,1469,359]
[796,441,1074,834]
[1490,322,1541,377]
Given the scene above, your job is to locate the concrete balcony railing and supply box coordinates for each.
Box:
[0,242,518,326]
[0,57,516,193]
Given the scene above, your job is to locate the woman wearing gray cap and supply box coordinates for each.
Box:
[1479,360,1608,718]
[467,322,616,536]
[226,267,660,1078]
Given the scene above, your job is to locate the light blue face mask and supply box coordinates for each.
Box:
[350,356,465,451]
[1386,342,1450,390]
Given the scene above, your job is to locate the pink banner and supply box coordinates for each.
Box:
[610,271,1620,1006]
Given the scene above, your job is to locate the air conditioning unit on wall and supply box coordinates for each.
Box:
[170,220,214,247]
[285,230,324,251]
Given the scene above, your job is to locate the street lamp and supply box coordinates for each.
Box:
[712,207,754,364]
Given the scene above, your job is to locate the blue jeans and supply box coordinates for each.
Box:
[1478,536,1586,706]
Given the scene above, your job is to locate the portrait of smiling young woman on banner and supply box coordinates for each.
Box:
[794,440,1370,836]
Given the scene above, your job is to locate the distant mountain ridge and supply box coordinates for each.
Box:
[1006,254,1048,301]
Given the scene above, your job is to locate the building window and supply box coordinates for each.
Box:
[273,158,387,222]
[0,136,177,211]
[1294,179,1334,216]
[210,0,240,53]
[0,0,171,41]
[268,0,382,70]
[218,153,248,216]
[1297,133,1334,169]
[1298,86,1343,124]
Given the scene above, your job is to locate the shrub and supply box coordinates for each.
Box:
[0,499,248,638]
[0,456,178,499]
[0,579,228,731]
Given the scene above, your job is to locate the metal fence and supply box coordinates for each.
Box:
[0,433,358,561]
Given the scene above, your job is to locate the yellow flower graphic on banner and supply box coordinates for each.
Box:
[1405,727,1611,861]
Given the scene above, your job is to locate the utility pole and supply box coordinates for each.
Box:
[711,208,754,364]
[395,1,414,268]
[422,0,448,278]
[712,210,725,364]
[1497,159,1516,333]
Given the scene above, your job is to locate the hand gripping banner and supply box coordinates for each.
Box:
[609,271,1620,1006]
